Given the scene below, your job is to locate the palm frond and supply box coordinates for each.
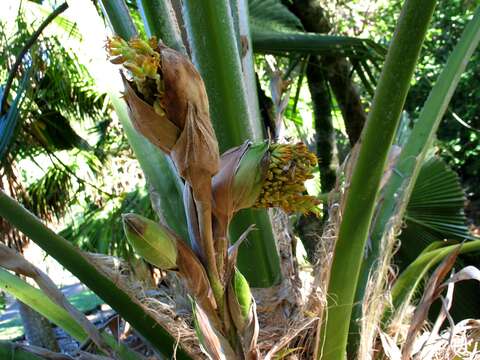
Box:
[0,67,31,161]
[22,164,75,221]
[399,157,473,264]
[252,32,385,61]
[248,0,303,33]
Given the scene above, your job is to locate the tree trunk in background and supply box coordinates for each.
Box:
[296,57,336,263]
[18,301,59,351]
[322,57,366,144]
[307,58,336,193]
[288,0,367,145]
[289,0,368,261]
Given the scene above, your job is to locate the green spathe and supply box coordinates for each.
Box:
[233,270,252,319]
[122,213,177,269]
[233,142,269,210]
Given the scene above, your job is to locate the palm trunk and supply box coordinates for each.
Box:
[307,58,336,195]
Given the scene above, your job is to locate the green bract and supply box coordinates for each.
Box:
[122,213,177,270]
[233,270,252,319]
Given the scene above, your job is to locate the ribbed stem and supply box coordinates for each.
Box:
[183,0,281,287]
[351,6,480,350]
[317,0,437,358]
[136,0,186,54]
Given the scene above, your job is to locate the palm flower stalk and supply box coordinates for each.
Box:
[107,35,223,303]
[109,36,319,359]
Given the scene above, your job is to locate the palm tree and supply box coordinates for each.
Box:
[0,0,479,359]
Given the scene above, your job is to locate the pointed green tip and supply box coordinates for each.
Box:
[233,270,252,318]
[122,213,178,270]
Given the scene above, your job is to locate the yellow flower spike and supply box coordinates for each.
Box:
[106,37,135,61]
[148,36,159,49]
[141,57,160,80]
[252,142,321,215]
[129,37,156,55]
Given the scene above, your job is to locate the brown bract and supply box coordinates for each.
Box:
[122,75,180,154]
[170,102,218,201]
[158,44,219,200]
[211,142,251,237]
[121,43,219,201]
[176,239,219,323]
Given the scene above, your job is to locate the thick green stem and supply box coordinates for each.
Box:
[352,5,480,348]
[136,0,186,54]
[183,0,281,287]
[318,1,437,358]
[98,0,136,41]
[0,191,191,360]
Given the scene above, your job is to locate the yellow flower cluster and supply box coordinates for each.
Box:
[254,142,320,215]
[106,36,166,116]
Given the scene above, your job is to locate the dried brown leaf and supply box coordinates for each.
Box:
[264,317,318,360]
[379,331,402,360]
[211,142,251,237]
[159,45,209,131]
[171,102,219,201]
[194,302,238,360]
[401,245,461,360]
[243,299,260,360]
[122,75,180,153]
[444,265,480,284]
[176,239,218,320]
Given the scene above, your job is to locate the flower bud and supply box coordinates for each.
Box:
[233,270,252,319]
[227,269,253,333]
[213,141,320,232]
[122,213,177,270]
[107,36,219,199]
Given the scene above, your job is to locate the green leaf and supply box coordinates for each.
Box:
[248,0,303,33]
[0,68,30,161]
[252,32,384,61]
[387,240,480,322]
[0,341,44,360]
[0,268,143,360]
[400,158,472,263]
[318,0,437,358]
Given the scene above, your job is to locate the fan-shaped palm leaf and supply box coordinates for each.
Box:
[248,0,303,33]
[400,157,473,263]
[248,0,385,61]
